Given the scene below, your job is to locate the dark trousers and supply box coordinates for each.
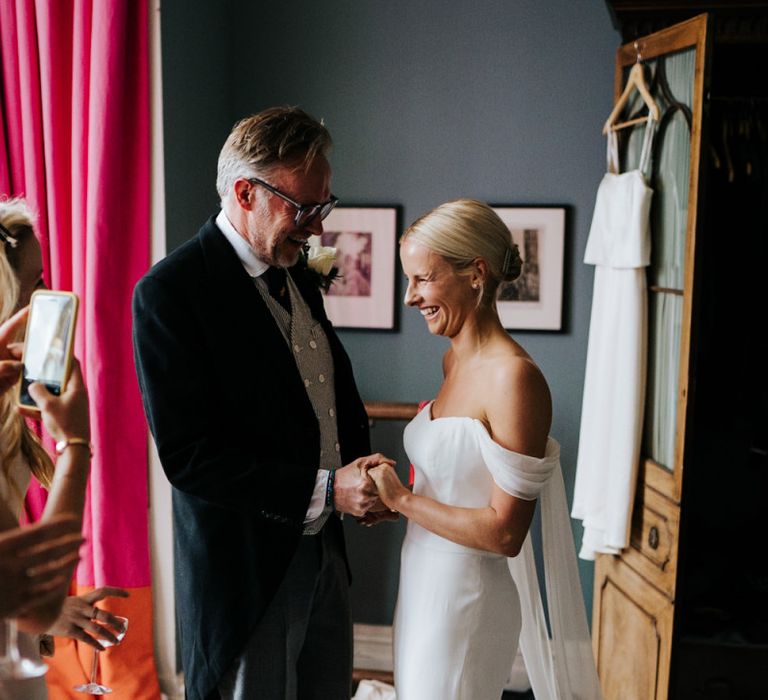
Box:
[217,524,352,700]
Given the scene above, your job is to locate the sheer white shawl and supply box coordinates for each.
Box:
[478,432,604,700]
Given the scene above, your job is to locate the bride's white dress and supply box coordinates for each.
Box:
[393,402,604,700]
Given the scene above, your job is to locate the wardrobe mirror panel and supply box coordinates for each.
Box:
[620,46,697,472]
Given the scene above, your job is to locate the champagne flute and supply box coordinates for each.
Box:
[0,618,48,680]
[73,615,128,695]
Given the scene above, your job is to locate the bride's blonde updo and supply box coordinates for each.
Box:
[401,198,522,307]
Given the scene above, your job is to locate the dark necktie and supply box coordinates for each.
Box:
[263,266,291,313]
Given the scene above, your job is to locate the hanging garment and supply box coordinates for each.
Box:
[572,121,656,560]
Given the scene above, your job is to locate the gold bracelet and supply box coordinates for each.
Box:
[54,438,93,457]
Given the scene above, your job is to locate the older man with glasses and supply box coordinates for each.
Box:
[133,106,394,700]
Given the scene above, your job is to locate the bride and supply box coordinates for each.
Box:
[367,199,603,700]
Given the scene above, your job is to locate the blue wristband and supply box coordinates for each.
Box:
[325,468,336,509]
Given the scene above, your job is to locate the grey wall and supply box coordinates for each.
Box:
[161,0,620,623]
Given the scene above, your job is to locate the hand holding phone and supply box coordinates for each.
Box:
[18,291,79,411]
[23,358,91,446]
[0,306,29,395]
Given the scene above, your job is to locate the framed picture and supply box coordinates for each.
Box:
[319,206,399,329]
[492,206,565,331]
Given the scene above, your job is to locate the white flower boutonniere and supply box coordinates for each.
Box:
[303,237,340,292]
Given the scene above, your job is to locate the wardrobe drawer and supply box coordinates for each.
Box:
[626,485,679,596]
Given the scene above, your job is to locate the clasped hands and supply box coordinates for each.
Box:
[334,453,408,526]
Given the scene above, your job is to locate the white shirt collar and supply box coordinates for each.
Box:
[215,209,269,278]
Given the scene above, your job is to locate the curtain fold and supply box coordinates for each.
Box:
[1,1,159,697]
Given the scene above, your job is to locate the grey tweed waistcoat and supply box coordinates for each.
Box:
[255,272,341,532]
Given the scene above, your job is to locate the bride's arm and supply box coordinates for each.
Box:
[369,358,551,557]
[369,468,536,557]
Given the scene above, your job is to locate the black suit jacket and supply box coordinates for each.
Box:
[132,217,370,700]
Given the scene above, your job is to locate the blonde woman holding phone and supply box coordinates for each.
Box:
[0,198,125,699]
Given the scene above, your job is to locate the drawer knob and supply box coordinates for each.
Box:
[648,526,660,549]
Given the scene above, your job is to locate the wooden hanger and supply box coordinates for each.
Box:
[603,42,660,135]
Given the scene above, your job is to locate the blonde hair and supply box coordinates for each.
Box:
[0,197,55,490]
[402,199,522,307]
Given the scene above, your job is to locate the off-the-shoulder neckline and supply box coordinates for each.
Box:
[423,400,558,462]
[426,399,482,425]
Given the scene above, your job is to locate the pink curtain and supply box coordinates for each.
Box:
[1,1,159,696]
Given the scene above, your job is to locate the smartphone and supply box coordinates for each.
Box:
[18,290,79,410]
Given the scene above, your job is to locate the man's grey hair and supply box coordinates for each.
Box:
[216,106,332,204]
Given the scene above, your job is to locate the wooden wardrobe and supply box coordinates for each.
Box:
[593,5,767,699]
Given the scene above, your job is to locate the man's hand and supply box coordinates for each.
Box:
[0,514,83,619]
[333,453,395,517]
[356,500,400,527]
[47,587,129,650]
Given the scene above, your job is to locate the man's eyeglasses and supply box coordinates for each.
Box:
[248,177,339,228]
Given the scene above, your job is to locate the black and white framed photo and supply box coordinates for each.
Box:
[492,206,565,331]
[318,206,399,329]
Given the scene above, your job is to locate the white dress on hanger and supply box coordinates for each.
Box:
[572,121,656,560]
[393,403,603,700]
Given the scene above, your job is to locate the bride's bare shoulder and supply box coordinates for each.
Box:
[483,349,552,456]
[488,351,549,405]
